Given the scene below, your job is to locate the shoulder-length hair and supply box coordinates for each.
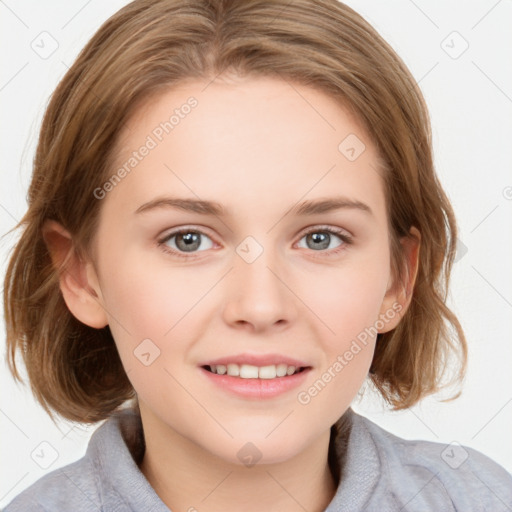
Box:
[3,0,466,422]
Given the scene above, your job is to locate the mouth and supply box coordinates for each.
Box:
[202,363,309,379]
[198,353,312,398]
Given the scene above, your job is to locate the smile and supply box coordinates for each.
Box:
[203,363,308,379]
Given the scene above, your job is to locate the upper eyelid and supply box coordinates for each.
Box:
[160,224,351,237]
[297,224,352,237]
[159,225,217,244]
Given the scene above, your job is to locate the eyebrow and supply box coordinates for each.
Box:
[134,196,373,217]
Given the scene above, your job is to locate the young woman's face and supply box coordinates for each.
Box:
[89,75,402,464]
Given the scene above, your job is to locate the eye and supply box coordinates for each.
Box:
[158,228,214,257]
[157,225,353,259]
[296,226,352,254]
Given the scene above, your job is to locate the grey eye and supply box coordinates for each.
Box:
[164,230,214,253]
[297,231,344,251]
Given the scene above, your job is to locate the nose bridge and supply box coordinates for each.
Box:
[223,235,296,330]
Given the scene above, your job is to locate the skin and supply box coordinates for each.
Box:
[43,75,420,512]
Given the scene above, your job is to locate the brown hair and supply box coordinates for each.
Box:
[3,0,466,423]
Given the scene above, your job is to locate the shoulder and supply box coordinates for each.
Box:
[3,411,139,512]
[353,411,512,510]
[3,409,159,512]
[2,455,100,512]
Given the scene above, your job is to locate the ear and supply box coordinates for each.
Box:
[42,219,108,329]
[377,226,421,333]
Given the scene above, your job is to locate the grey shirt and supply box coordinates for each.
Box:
[4,407,512,511]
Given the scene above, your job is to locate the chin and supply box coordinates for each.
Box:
[207,430,315,468]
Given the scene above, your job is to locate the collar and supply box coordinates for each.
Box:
[88,406,381,511]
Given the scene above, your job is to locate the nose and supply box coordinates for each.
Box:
[222,245,298,333]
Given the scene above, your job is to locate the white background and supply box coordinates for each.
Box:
[1,0,511,507]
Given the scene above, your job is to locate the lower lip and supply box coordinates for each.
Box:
[199,367,311,399]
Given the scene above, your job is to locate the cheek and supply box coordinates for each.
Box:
[99,246,210,336]
[309,252,391,343]
[299,251,390,399]
[97,247,221,386]
[294,270,386,426]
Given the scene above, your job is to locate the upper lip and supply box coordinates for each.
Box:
[199,353,311,368]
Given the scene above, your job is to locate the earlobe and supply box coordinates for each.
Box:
[378,226,421,333]
[42,220,109,329]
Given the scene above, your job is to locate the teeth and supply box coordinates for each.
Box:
[208,363,302,379]
[240,364,259,378]
[286,365,296,376]
[227,364,239,376]
[276,364,288,377]
[258,365,276,379]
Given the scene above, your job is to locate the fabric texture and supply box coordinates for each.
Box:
[4,407,512,511]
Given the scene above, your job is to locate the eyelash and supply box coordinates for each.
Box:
[157,225,353,260]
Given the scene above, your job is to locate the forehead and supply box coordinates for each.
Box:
[102,76,386,224]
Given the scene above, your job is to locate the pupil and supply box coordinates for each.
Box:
[309,232,329,250]
[177,232,200,252]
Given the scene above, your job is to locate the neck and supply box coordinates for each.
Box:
[138,407,339,512]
